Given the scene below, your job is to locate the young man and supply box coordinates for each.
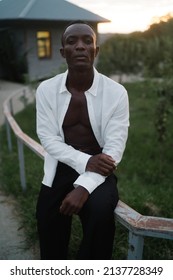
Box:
[36,21,129,260]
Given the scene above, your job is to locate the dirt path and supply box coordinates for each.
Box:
[0,80,35,125]
[0,190,39,259]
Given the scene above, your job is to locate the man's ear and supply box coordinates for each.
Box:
[60,47,65,58]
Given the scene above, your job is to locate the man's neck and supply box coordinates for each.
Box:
[66,67,94,93]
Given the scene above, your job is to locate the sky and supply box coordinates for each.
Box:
[68,0,173,33]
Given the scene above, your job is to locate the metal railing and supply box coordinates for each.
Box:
[3,88,173,260]
[3,87,45,191]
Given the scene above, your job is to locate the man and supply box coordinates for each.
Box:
[36,20,129,260]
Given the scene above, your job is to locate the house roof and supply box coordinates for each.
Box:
[0,0,109,23]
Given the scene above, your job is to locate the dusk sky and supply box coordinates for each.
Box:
[69,0,173,33]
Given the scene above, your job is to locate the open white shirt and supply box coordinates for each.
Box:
[36,68,129,193]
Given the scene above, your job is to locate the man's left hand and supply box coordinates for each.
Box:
[59,186,89,216]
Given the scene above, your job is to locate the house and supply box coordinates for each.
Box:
[0,0,109,82]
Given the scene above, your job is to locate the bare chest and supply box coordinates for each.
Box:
[63,93,90,127]
[62,93,101,153]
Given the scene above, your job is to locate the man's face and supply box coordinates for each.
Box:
[60,23,99,70]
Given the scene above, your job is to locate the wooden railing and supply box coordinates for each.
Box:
[3,88,173,260]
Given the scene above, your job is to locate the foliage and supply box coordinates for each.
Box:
[154,80,173,143]
[0,81,173,260]
[97,33,145,76]
[97,15,173,79]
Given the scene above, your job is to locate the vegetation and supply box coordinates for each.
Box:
[97,13,173,78]
[0,79,173,260]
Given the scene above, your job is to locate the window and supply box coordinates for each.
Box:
[37,31,51,58]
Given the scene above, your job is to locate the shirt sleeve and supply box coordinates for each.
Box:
[102,89,129,163]
[74,172,106,194]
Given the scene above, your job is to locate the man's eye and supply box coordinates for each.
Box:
[66,38,76,44]
[85,38,92,44]
[68,40,75,44]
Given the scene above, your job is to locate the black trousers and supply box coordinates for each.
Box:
[36,162,119,260]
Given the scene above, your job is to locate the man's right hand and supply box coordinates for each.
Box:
[86,153,116,176]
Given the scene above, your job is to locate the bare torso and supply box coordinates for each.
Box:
[63,92,101,155]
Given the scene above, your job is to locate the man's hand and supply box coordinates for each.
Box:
[59,186,89,216]
[86,153,116,176]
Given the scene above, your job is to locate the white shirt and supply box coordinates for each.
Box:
[36,68,129,193]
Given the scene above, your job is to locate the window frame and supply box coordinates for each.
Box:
[37,31,51,59]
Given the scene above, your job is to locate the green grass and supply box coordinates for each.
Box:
[0,80,173,259]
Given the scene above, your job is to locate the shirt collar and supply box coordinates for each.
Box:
[59,70,68,94]
[59,67,99,96]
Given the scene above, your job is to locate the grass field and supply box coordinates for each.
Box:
[0,80,173,259]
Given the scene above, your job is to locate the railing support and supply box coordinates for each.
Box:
[17,138,26,191]
[5,117,13,152]
[127,231,144,260]
[9,98,13,115]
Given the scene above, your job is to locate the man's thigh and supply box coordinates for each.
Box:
[80,174,119,220]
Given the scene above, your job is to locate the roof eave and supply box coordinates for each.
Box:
[0,17,110,23]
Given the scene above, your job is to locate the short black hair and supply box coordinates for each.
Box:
[61,20,96,46]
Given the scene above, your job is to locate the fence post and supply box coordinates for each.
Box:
[127,231,144,260]
[5,117,13,152]
[17,138,26,191]
[22,89,28,108]
[9,98,13,115]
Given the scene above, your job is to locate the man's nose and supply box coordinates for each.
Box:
[76,40,85,50]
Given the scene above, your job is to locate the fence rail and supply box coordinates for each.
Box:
[3,88,173,260]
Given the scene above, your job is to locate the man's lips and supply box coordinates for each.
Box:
[74,55,87,59]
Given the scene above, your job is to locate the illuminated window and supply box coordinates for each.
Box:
[37,31,51,58]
